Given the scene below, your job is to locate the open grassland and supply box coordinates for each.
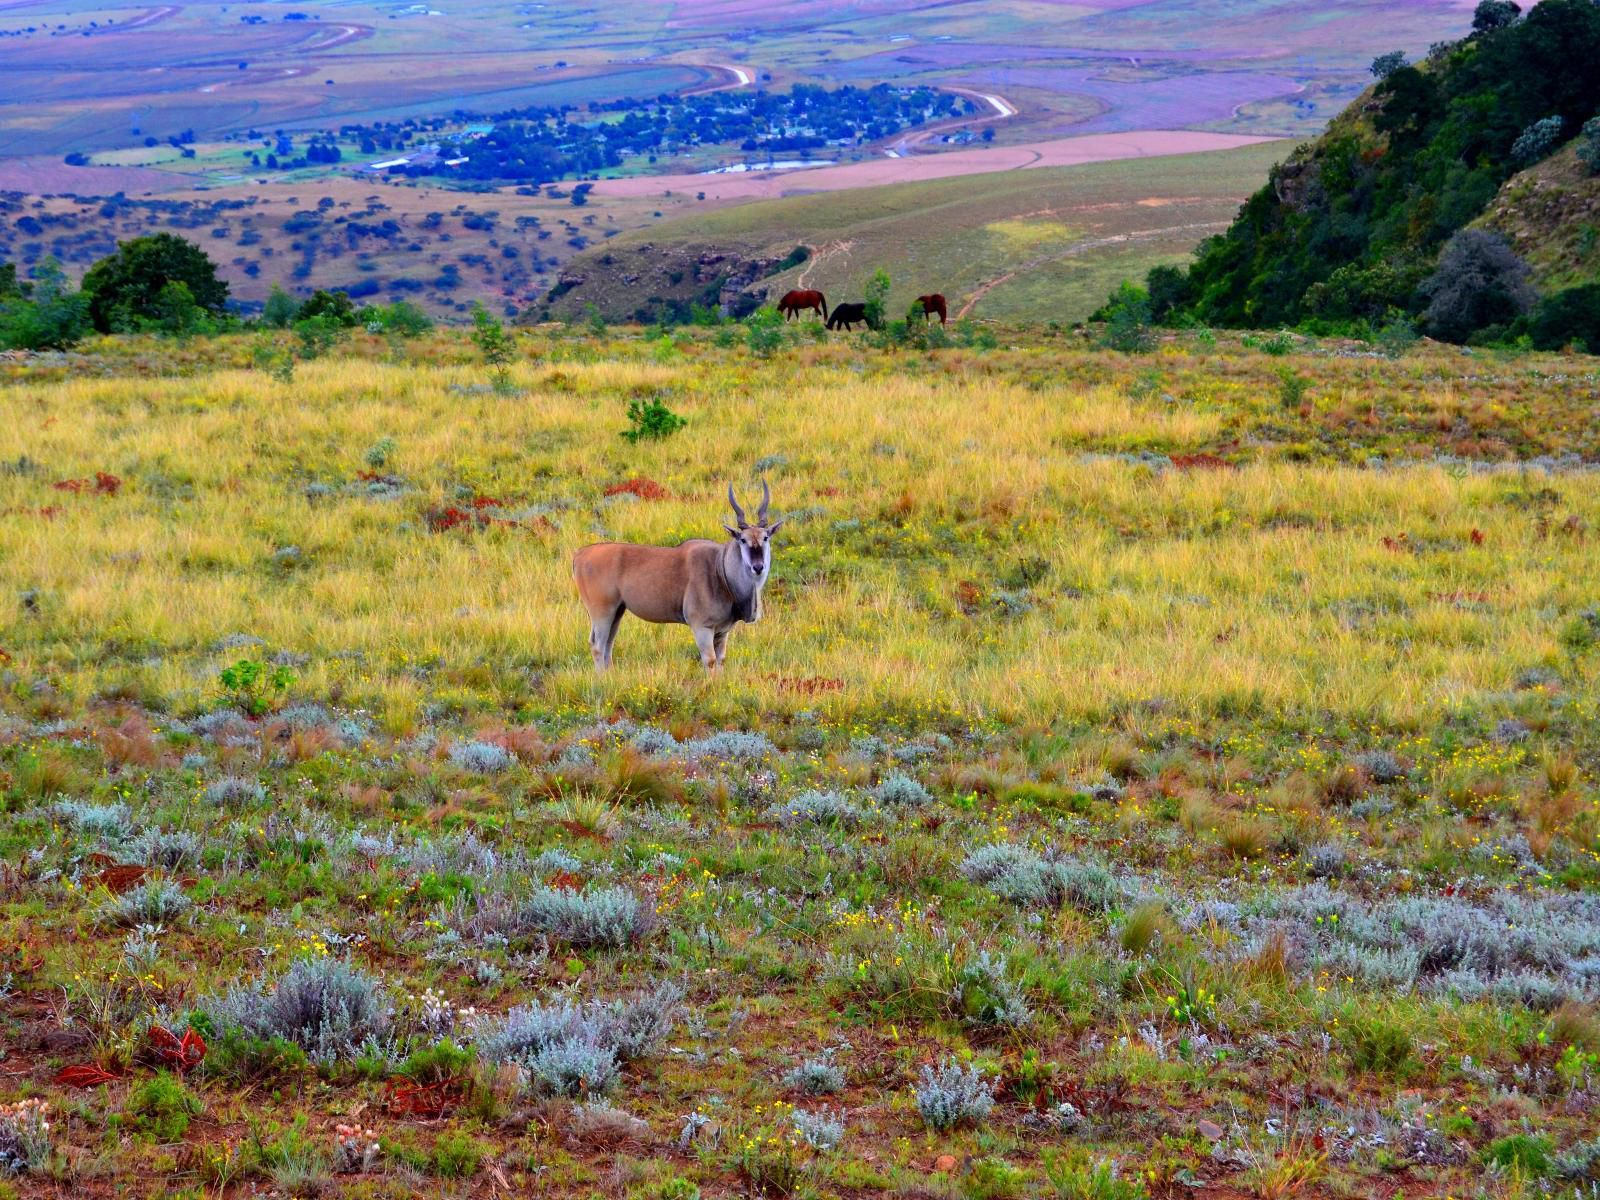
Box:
[2,329,1600,1198]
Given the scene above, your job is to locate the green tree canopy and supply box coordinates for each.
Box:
[0,259,92,351]
[261,284,298,329]
[295,288,359,327]
[81,233,229,333]
[0,261,25,300]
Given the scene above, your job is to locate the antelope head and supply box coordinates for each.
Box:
[724,480,785,582]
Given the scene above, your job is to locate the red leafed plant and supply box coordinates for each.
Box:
[52,472,121,496]
[90,864,150,894]
[386,1076,463,1118]
[604,477,670,501]
[149,1024,207,1072]
[423,495,511,533]
[55,1063,121,1088]
[1170,453,1233,472]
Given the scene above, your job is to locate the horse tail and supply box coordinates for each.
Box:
[819,294,828,320]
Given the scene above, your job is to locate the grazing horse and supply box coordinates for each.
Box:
[777,289,828,321]
[915,293,948,325]
[826,302,870,331]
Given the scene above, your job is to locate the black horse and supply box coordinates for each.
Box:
[826,302,870,331]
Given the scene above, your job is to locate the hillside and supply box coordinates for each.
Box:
[1140,0,1600,343]
[0,178,705,320]
[538,141,1283,324]
[1479,142,1600,291]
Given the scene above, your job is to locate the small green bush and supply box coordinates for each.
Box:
[369,299,433,337]
[1342,1013,1414,1075]
[0,260,92,351]
[400,1039,474,1084]
[126,1071,202,1142]
[621,395,687,443]
[218,658,294,716]
[1042,1149,1149,1200]
[1277,368,1312,409]
[206,1030,310,1082]
[431,1130,489,1178]
[470,302,518,389]
[1483,1133,1554,1175]
[862,267,891,331]
[744,306,785,358]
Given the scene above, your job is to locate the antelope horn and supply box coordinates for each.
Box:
[727,484,748,528]
[757,478,771,524]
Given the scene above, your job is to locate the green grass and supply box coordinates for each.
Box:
[0,325,1598,1198]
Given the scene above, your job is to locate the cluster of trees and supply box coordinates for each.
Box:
[0,235,434,351]
[1107,0,1600,351]
[259,284,431,336]
[383,84,970,182]
[245,134,343,172]
[1,234,232,348]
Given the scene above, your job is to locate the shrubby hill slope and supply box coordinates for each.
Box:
[1131,0,1600,347]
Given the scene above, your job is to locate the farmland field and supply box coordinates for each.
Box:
[0,0,1478,161]
[2,327,1600,1197]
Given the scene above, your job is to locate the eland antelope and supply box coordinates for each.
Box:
[573,482,785,672]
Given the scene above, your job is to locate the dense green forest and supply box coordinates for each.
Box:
[1119,0,1600,350]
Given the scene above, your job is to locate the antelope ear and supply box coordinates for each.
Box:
[765,518,786,535]
[723,524,741,538]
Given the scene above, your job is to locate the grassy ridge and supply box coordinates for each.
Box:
[545,143,1284,323]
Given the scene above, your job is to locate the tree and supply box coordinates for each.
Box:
[293,314,347,359]
[1144,265,1192,324]
[1370,51,1408,79]
[1528,283,1600,351]
[151,280,206,339]
[0,261,24,300]
[1098,281,1154,353]
[1577,116,1600,176]
[262,284,298,328]
[862,268,891,331]
[294,288,359,327]
[1511,115,1564,166]
[81,233,229,333]
[470,302,518,390]
[1472,0,1521,33]
[0,259,92,351]
[1418,229,1536,343]
[370,300,433,337]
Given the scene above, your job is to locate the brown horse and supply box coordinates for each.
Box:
[777,289,828,321]
[915,294,948,325]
